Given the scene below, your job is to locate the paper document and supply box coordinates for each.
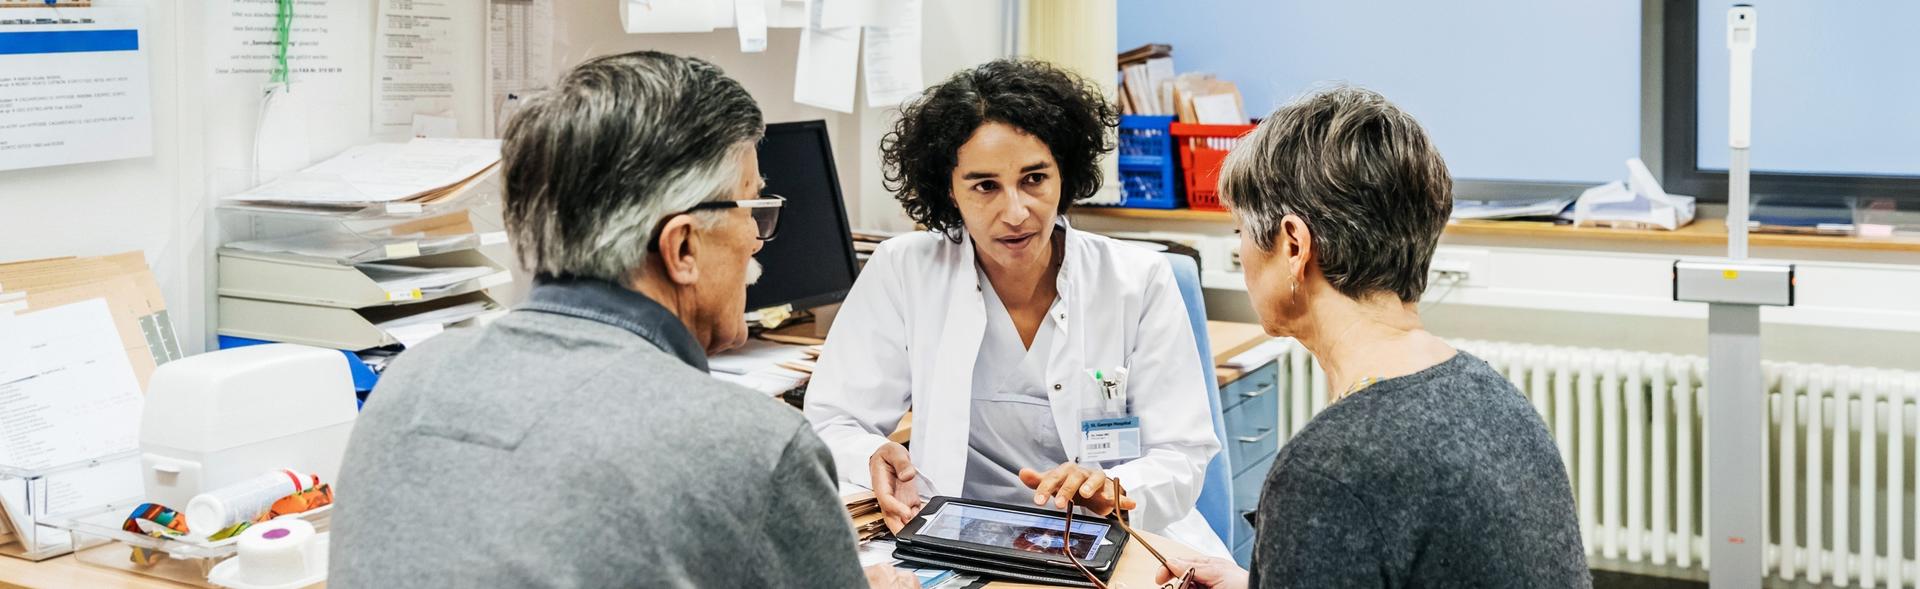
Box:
[375,301,492,331]
[1451,196,1576,221]
[820,0,883,28]
[0,300,146,551]
[229,139,502,205]
[1192,93,1245,125]
[489,0,556,135]
[765,0,807,28]
[861,0,922,108]
[225,233,472,261]
[357,264,501,295]
[209,0,356,79]
[620,0,716,33]
[794,0,860,113]
[374,0,459,133]
[735,0,768,52]
[0,7,154,172]
[709,339,812,375]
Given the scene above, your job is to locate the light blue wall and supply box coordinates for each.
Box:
[1694,1,1920,176]
[1118,1,1641,185]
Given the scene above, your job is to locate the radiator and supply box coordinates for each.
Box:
[1264,340,1920,587]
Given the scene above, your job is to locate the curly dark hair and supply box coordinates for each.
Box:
[880,59,1118,241]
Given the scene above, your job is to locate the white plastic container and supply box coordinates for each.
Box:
[186,469,309,539]
[140,344,358,513]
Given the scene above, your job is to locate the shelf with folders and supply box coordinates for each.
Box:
[213,160,515,380]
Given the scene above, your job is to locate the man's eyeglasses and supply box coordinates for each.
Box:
[1060,478,1199,589]
[648,194,786,251]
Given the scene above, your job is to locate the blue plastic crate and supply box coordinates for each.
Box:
[1114,115,1180,209]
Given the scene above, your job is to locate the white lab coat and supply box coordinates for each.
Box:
[805,221,1229,556]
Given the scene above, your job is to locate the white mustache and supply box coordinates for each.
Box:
[744,258,764,286]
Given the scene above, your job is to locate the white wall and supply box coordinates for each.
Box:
[0,0,1006,351]
[0,0,202,349]
[547,0,1009,234]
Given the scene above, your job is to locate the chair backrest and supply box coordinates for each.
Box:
[1161,253,1236,547]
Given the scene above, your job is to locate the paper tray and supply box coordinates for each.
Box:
[218,291,504,351]
[215,162,500,221]
[0,452,144,562]
[50,503,332,588]
[218,249,510,309]
[219,211,508,265]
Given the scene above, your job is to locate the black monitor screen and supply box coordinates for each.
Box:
[746,120,859,312]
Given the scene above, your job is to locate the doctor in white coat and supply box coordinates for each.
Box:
[805,59,1228,556]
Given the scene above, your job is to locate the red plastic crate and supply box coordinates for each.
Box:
[1170,123,1257,211]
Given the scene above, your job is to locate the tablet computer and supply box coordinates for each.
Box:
[894,496,1129,580]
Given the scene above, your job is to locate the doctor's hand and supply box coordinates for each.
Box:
[1019,463,1137,515]
[1157,557,1250,589]
[868,442,923,533]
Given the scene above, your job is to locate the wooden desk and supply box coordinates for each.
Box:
[850,504,1203,589]
[1073,206,1920,254]
[0,554,202,589]
[986,530,1202,588]
[1,533,1199,589]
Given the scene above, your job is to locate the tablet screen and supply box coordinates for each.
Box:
[918,503,1109,559]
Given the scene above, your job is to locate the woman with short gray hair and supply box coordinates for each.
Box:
[1160,86,1590,587]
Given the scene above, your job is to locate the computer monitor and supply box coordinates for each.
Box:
[745,120,860,312]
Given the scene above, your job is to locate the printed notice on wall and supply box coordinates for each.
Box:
[0,6,153,171]
[487,0,554,136]
[374,0,456,133]
[208,0,354,80]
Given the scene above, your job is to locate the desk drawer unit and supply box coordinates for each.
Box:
[1230,453,1273,557]
[1218,360,1279,413]
[1222,361,1280,474]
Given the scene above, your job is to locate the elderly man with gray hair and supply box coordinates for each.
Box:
[1158,86,1589,588]
[331,51,915,588]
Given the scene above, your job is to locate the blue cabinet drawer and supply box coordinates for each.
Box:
[1229,460,1270,548]
[1233,537,1254,567]
[1219,361,1278,413]
[1223,378,1280,474]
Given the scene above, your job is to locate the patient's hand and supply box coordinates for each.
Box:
[863,564,919,588]
[1159,556,1250,589]
[1019,463,1137,515]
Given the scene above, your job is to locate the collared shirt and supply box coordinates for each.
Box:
[521,275,709,371]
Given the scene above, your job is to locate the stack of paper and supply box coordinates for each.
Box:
[356,264,501,297]
[226,139,502,212]
[1451,195,1578,221]
[0,252,183,388]
[0,299,148,552]
[372,300,494,348]
[1118,44,1175,116]
[709,338,812,396]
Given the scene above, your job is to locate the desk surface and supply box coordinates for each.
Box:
[0,554,192,589]
[985,529,1202,588]
[0,533,1204,589]
[1073,207,1920,254]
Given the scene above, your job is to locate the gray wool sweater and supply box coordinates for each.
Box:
[1249,352,1590,588]
[330,278,866,588]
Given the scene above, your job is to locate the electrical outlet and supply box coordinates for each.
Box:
[1427,248,1489,287]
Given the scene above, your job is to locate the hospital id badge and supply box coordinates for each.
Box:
[1080,416,1142,462]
